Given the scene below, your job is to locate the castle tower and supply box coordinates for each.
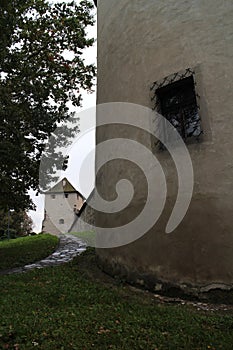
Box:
[42,178,84,235]
[95,0,233,297]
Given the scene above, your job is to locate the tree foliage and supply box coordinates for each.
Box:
[0,0,96,211]
[0,209,33,239]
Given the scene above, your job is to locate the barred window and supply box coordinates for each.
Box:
[151,68,203,146]
[156,76,201,142]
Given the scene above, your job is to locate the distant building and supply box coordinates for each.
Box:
[42,178,84,235]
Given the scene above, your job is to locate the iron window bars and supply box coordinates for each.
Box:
[150,68,202,144]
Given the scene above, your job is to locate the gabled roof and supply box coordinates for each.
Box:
[44,177,84,197]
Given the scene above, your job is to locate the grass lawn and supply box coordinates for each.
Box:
[0,234,59,271]
[0,249,232,349]
[70,231,95,246]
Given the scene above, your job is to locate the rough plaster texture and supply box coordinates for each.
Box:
[96,0,233,296]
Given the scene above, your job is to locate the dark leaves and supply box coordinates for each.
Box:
[0,0,96,211]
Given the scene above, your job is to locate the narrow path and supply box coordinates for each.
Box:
[0,234,86,275]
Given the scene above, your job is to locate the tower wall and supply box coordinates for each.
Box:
[96,0,233,297]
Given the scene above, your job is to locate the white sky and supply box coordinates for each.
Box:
[29,4,97,232]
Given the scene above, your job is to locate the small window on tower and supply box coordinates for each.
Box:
[156,76,202,143]
[59,218,64,224]
[51,194,56,199]
[64,193,69,198]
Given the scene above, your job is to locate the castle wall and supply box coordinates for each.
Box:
[96,0,233,297]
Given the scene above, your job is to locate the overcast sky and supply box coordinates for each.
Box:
[29,4,97,232]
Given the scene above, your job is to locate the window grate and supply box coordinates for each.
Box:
[151,68,202,143]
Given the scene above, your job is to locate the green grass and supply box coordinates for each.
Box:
[0,249,232,349]
[0,234,59,271]
[70,231,95,246]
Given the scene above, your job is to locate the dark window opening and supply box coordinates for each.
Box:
[51,194,56,199]
[156,76,202,142]
[64,193,69,198]
[59,219,64,224]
